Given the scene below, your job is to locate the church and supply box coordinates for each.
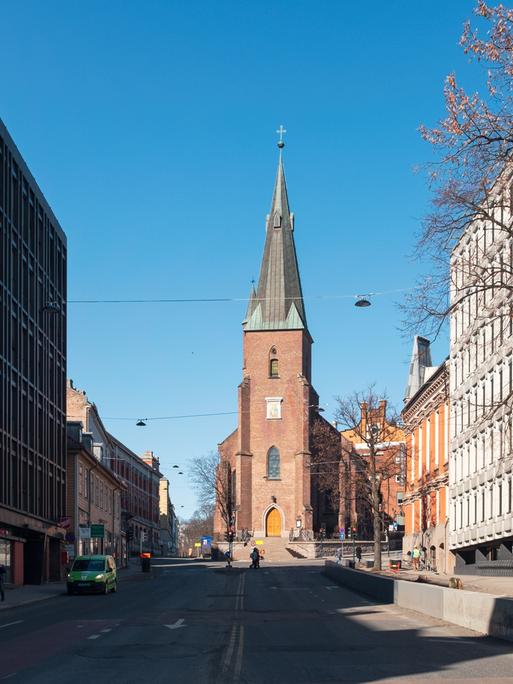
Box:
[215,138,339,541]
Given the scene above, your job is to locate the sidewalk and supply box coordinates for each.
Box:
[375,561,513,597]
[0,582,65,611]
[0,558,148,612]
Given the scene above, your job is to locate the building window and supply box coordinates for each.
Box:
[270,358,279,378]
[267,446,280,479]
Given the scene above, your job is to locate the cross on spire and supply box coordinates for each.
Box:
[276,125,287,148]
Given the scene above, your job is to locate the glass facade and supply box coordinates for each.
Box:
[0,120,67,524]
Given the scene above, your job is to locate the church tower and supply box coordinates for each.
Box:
[217,136,319,539]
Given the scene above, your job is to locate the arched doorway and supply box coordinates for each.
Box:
[266,508,281,537]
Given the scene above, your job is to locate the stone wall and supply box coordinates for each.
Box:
[324,561,513,643]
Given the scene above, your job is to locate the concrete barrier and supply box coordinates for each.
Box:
[324,561,513,643]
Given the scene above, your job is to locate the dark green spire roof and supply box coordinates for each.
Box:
[244,148,307,332]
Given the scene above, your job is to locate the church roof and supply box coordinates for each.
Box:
[404,336,437,403]
[244,145,307,332]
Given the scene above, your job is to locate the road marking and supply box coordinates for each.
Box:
[0,673,17,680]
[164,618,185,630]
[233,624,245,681]
[0,621,23,630]
[100,628,112,633]
[222,624,238,673]
[87,634,101,640]
[325,586,340,590]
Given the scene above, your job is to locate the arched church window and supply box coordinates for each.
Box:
[269,347,279,378]
[267,447,280,479]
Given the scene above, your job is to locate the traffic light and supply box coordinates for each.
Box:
[126,527,133,541]
[352,527,357,538]
[224,531,234,542]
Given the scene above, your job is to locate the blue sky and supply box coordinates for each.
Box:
[1,1,483,517]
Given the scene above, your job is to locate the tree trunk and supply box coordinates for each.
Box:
[370,447,381,570]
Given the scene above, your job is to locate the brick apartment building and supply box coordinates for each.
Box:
[66,422,123,561]
[402,337,450,573]
[0,119,67,585]
[67,381,161,558]
[216,141,331,540]
[341,401,406,541]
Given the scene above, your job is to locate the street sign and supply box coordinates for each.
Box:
[255,539,264,545]
[90,524,105,539]
[79,526,91,539]
[194,542,201,548]
[65,544,76,559]
[339,530,345,541]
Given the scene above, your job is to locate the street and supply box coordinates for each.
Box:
[0,559,512,683]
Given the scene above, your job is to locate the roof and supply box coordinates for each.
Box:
[404,336,434,403]
[244,147,307,332]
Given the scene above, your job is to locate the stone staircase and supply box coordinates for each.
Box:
[259,537,296,563]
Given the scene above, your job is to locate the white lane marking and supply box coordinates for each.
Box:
[87,634,101,639]
[222,624,238,673]
[234,624,245,680]
[0,621,23,630]
[325,586,340,590]
[100,628,112,633]
[0,673,17,680]
[164,618,185,630]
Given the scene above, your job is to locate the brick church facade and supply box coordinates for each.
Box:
[215,142,336,540]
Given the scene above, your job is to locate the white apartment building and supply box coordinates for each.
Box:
[449,181,513,573]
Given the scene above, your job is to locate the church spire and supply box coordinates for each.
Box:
[244,131,307,332]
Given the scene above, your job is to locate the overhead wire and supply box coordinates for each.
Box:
[67,287,410,305]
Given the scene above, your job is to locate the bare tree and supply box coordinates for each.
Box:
[179,509,213,556]
[335,387,404,571]
[189,451,234,541]
[309,416,342,520]
[405,2,513,344]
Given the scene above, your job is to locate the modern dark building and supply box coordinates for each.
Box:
[0,119,67,584]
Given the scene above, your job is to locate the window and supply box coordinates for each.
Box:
[269,347,279,378]
[267,447,280,479]
[270,358,279,378]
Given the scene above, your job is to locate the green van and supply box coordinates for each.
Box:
[67,555,117,595]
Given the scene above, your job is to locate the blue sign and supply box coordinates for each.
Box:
[339,530,345,541]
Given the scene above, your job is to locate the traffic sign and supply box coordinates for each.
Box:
[90,524,105,539]
[339,530,345,541]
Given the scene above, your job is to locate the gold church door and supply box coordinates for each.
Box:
[266,508,281,537]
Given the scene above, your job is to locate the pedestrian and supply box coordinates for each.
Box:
[412,546,420,571]
[225,550,232,569]
[252,547,261,569]
[0,564,5,602]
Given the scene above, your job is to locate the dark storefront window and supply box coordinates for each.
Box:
[0,539,12,583]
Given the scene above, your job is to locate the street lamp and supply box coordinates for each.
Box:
[355,295,371,308]
[136,419,147,427]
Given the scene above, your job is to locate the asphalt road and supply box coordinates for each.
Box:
[0,558,512,683]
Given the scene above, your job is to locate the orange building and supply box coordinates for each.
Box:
[341,400,406,541]
[402,337,450,573]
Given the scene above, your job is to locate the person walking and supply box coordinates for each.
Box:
[250,547,260,569]
[0,564,5,602]
[412,546,420,571]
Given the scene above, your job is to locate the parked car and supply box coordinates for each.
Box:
[67,555,117,595]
